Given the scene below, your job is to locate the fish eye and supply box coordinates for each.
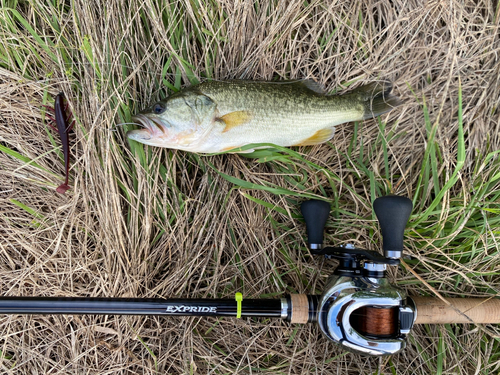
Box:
[153,103,166,114]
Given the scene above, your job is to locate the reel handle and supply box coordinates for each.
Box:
[300,200,330,250]
[373,195,413,259]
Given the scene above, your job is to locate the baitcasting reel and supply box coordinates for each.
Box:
[302,195,416,356]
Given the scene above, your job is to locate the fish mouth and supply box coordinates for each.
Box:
[127,114,166,141]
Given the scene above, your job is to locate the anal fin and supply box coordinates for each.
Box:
[294,127,335,146]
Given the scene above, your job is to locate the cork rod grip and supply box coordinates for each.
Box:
[290,294,309,324]
[412,297,500,324]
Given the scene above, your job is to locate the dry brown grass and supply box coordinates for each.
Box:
[1,0,500,373]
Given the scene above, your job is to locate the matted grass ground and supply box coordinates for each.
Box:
[1,0,500,373]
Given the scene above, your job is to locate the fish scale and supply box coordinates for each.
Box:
[127,80,401,153]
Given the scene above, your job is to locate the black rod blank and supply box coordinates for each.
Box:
[0,297,283,318]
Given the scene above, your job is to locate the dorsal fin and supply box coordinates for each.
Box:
[292,79,325,94]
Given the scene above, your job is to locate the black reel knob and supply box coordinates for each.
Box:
[300,200,330,250]
[373,195,413,259]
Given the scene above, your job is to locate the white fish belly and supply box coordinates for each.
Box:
[198,109,363,153]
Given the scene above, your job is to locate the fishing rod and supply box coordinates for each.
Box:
[1,195,499,356]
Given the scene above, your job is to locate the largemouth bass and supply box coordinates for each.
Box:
[128,80,401,153]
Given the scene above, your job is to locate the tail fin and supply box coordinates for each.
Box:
[350,81,402,120]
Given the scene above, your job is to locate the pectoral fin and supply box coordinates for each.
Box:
[219,111,252,133]
[294,127,335,146]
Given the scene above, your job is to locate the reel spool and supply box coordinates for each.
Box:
[301,196,415,356]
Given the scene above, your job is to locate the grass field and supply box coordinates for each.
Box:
[1,0,500,373]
